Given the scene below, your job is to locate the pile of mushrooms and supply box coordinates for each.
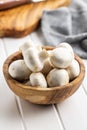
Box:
[9,42,80,88]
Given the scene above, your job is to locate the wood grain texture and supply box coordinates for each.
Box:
[0,0,70,38]
[3,46,85,105]
[0,0,28,10]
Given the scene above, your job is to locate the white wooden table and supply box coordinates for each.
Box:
[0,32,87,130]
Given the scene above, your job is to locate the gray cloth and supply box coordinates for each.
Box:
[40,0,87,59]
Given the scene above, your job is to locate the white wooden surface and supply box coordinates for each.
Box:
[0,32,87,130]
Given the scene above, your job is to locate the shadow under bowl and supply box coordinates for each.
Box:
[3,46,85,105]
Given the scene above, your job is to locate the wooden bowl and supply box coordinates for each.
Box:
[3,46,85,105]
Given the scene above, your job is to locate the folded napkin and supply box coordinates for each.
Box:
[40,0,87,58]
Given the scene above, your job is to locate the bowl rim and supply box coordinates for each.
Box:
[3,46,85,92]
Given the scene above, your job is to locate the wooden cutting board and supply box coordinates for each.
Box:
[0,0,70,38]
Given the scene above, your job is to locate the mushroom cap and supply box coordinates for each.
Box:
[58,42,74,57]
[30,72,47,88]
[23,47,43,72]
[66,59,80,81]
[8,60,31,81]
[19,40,34,53]
[19,41,42,54]
[50,47,74,68]
[47,68,69,87]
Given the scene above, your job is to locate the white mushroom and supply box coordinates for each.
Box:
[9,60,31,81]
[41,58,53,76]
[23,47,42,72]
[23,47,48,72]
[66,59,80,81]
[19,42,33,53]
[47,50,52,55]
[39,49,49,62]
[30,72,47,88]
[19,40,42,54]
[47,68,69,87]
[50,47,74,68]
[57,42,74,58]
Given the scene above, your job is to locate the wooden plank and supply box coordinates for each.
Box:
[20,99,63,130]
[0,39,24,130]
[3,36,64,130]
[56,86,87,130]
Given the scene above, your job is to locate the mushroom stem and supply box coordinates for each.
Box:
[39,49,49,62]
[30,72,47,88]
